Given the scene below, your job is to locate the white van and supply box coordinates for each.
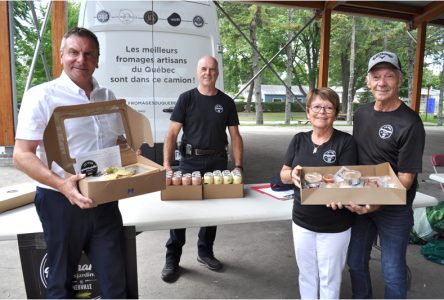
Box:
[78,0,223,164]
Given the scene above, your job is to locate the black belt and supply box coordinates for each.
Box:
[193,148,223,156]
[182,144,224,156]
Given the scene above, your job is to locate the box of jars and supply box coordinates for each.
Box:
[202,169,244,199]
[300,162,406,205]
[161,169,244,200]
[161,171,203,200]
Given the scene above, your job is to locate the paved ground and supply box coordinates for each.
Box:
[1,124,443,298]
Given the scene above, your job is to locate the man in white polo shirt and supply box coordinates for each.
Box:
[13,27,127,298]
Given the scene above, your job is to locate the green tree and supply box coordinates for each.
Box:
[424,25,444,125]
[290,9,320,93]
[330,15,409,110]
[218,2,255,95]
[13,1,80,105]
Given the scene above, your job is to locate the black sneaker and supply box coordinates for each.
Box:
[161,262,179,282]
[197,255,223,271]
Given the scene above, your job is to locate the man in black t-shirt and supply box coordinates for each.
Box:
[347,51,425,299]
[161,56,244,282]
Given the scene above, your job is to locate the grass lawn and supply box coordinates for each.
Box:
[238,112,307,122]
[420,113,442,124]
[239,112,442,125]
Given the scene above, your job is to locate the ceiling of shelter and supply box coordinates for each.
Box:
[251,1,444,28]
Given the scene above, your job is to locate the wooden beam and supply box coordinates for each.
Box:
[247,0,444,27]
[318,7,331,87]
[51,1,66,78]
[325,0,338,11]
[411,22,427,113]
[412,1,444,29]
[334,6,413,22]
[251,1,324,10]
[343,1,421,15]
[0,1,14,145]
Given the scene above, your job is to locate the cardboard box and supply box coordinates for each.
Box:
[0,182,36,213]
[300,162,406,205]
[161,183,244,200]
[203,184,244,199]
[43,99,165,205]
[161,185,203,201]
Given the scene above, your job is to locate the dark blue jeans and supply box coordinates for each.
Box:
[165,153,227,264]
[35,187,127,299]
[347,205,414,299]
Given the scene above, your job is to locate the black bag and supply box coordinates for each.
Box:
[270,172,294,191]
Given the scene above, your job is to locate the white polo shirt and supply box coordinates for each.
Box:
[16,72,123,181]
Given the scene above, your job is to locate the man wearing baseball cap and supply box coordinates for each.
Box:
[346,51,425,298]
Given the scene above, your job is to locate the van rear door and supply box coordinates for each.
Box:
[79,0,223,164]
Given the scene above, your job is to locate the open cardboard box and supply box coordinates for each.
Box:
[300,162,406,205]
[0,182,36,213]
[43,99,165,205]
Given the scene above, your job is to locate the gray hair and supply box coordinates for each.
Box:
[60,27,100,56]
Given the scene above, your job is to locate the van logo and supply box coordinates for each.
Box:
[168,13,181,27]
[119,9,134,24]
[144,11,158,25]
[379,125,393,139]
[193,16,204,28]
[215,104,223,113]
[96,10,110,23]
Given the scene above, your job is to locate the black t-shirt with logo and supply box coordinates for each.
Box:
[283,129,357,232]
[171,88,239,151]
[353,102,425,204]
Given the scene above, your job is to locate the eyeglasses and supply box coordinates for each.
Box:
[310,105,335,114]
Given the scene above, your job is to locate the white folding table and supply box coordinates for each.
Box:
[1,182,439,242]
[0,184,293,241]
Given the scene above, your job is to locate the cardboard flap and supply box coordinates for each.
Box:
[126,104,154,148]
[43,99,153,174]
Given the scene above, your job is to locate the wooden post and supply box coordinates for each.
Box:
[0,1,14,146]
[318,8,331,88]
[411,22,426,113]
[51,1,67,78]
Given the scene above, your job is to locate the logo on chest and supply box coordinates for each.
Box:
[214,104,223,113]
[322,150,336,163]
[379,125,393,139]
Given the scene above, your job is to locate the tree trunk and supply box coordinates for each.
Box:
[341,52,350,113]
[294,72,307,97]
[246,81,254,113]
[285,9,294,125]
[346,16,356,125]
[250,6,263,124]
[407,38,415,105]
[439,58,444,126]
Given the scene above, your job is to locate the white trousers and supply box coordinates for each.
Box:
[292,222,351,299]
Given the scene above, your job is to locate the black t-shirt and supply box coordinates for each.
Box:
[171,88,239,151]
[353,102,425,204]
[283,129,357,233]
